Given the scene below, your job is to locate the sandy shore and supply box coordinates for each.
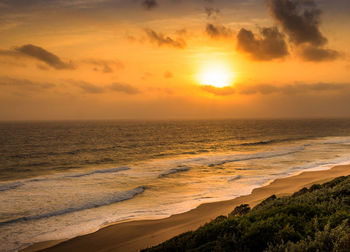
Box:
[23,164,350,252]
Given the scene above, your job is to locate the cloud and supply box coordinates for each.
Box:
[0,45,127,72]
[239,84,279,95]
[14,44,74,70]
[83,59,124,73]
[266,0,341,62]
[76,81,105,94]
[298,45,341,62]
[141,0,158,10]
[145,29,186,48]
[201,85,235,96]
[204,7,220,19]
[109,82,140,94]
[0,76,55,92]
[202,82,349,96]
[0,49,20,57]
[266,0,327,46]
[205,23,233,39]
[236,27,289,61]
[71,80,140,94]
[239,83,349,95]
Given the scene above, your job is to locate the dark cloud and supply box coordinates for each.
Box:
[0,45,127,72]
[201,85,235,96]
[109,82,140,94]
[204,7,220,18]
[205,23,233,39]
[239,83,349,95]
[14,44,74,70]
[145,29,186,48]
[141,0,158,10]
[266,0,341,62]
[266,0,327,46]
[299,45,341,62]
[236,27,289,61]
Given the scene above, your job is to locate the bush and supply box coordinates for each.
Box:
[229,204,251,217]
[143,175,350,252]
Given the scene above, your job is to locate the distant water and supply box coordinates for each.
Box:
[1,119,350,251]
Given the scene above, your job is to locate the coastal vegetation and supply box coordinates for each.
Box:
[143,175,350,252]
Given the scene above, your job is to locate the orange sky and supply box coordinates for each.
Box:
[0,0,349,120]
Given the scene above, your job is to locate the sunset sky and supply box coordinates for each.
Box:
[0,0,349,120]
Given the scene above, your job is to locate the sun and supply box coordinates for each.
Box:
[197,61,235,88]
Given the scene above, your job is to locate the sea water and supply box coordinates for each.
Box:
[1,119,350,251]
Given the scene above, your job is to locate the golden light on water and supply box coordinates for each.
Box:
[197,61,235,88]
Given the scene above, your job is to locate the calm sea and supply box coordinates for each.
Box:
[1,119,350,251]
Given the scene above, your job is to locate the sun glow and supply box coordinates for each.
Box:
[197,61,235,88]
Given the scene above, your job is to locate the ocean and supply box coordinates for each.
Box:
[1,119,350,251]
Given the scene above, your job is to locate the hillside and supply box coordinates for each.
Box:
[143,175,350,252]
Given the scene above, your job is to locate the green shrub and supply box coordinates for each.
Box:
[229,204,251,217]
[143,175,350,252]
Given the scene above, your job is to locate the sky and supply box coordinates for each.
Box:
[0,0,349,120]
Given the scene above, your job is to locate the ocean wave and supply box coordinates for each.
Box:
[0,167,131,193]
[0,186,146,227]
[181,151,197,155]
[228,175,243,182]
[66,166,130,178]
[0,181,23,192]
[9,146,115,160]
[317,137,350,145]
[159,166,190,178]
[207,147,304,167]
[289,157,350,174]
[240,137,307,146]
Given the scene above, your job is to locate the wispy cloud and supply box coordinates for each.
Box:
[72,80,140,95]
[145,29,186,48]
[109,82,140,94]
[239,83,349,95]
[83,59,124,73]
[0,76,56,92]
[141,0,158,10]
[206,23,233,39]
[201,82,350,96]
[204,7,220,19]
[201,85,235,96]
[14,44,74,70]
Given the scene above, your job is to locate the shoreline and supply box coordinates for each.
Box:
[22,164,350,252]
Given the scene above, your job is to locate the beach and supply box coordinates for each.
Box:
[22,164,350,252]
